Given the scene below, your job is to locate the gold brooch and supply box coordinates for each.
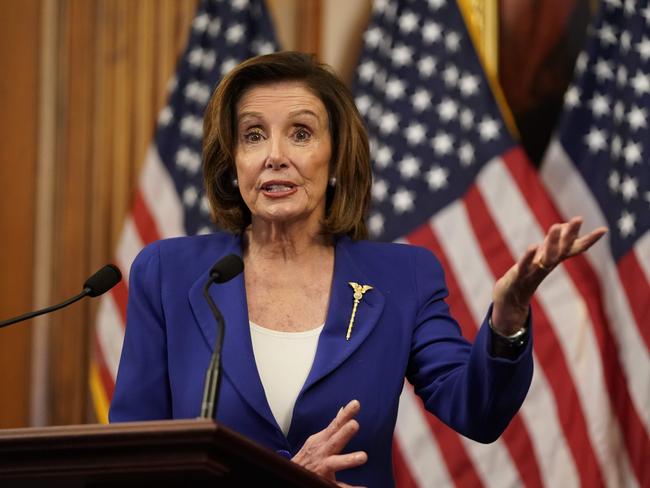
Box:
[346,282,373,340]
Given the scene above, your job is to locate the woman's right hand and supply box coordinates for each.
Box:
[292,399,367,487]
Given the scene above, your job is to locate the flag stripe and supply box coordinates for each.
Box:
[96,294,126,380]
[395,383,455,487]
[110,217,146,327]
[406,226,477,341]
[463,195,581,488]
[432,203,524,488]
[428,421,485,488]
[460,182,580,487]
[139,147,184,239]
[508,145,650,356]
[541,142,650,434]
[483,153,643,486]
[110,281,128,325]
[617,252,650,352]
[532,0,650,479]
[392,439,420,488]
[508,146,650,477]
[115,217,144,281]
[465,175,606,487]
[428,191,580,488]
[534,150,650,485]
[463,184,565,488]
[406,224,516,488]
[636,233,650,285]
[483,156,619,484]
[133,190,162,246]
[505,357,580,488]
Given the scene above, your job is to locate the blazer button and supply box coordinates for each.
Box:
[276,449,291,459]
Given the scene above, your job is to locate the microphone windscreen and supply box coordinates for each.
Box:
[210,254,244,283]
[83,264,122,297]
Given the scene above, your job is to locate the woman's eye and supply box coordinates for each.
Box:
[294,128,311,142]
[244,131,263,143]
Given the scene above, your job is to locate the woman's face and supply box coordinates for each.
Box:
[234,81,332,230]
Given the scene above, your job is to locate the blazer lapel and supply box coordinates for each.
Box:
[302,237,385,393]
[187,235,385,430]
[187,238,277,428]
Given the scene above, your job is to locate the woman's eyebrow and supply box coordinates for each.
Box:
[288,109,320,119]
[236,108,323,126]
[288,109,326,127]
[237,111,263,124]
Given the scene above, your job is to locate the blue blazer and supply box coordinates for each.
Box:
[110,232,533,487]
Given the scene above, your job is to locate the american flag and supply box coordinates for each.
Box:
[541,0,650,485]
[90,0,277,422]
[354,0,649,487]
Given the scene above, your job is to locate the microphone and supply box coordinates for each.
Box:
[209,253,244,283]
[84,264,123,296]
[200,254,244,419]
[0,264,122,329]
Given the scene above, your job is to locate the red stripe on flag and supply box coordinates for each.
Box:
[406,224,504,488]
[407,224,476,341]
[617,251,650,351]
[408,221,545,486]
[133,190,162,245]
[616,253,650,486]
[92,334,115,400]
[392,438,420,488]
[465,183,605,487]
[504,147,650,485]
[457,188,547,488]
[110,280,129,326]
[427,418,486,488]
[499,420,543,488]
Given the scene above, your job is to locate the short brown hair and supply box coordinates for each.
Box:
[202,51,371,240]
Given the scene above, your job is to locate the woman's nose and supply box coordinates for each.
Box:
[264,137,289,169]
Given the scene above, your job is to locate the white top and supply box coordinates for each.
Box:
[249,321,324,436]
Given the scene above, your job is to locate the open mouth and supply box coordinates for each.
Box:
[260,181,297,194]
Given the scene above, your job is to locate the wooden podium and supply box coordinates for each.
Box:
[0,419,337,487]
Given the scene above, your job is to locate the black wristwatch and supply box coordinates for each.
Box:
[488,316,529,358]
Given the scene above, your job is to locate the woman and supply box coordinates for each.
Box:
[110,52,606,487]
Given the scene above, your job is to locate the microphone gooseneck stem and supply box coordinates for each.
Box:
[200,277,226,419]
[0,289,90,329]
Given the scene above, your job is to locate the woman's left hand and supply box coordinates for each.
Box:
[491,216,607,335]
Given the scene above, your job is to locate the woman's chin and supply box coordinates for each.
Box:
[253,207,320,228]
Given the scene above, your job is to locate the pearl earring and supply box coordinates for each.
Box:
[329,177,337,187]
[232,178,239,188]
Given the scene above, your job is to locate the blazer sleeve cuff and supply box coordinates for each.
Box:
[484,304,533,361]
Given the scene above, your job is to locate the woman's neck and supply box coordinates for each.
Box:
[244,219,333,262]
